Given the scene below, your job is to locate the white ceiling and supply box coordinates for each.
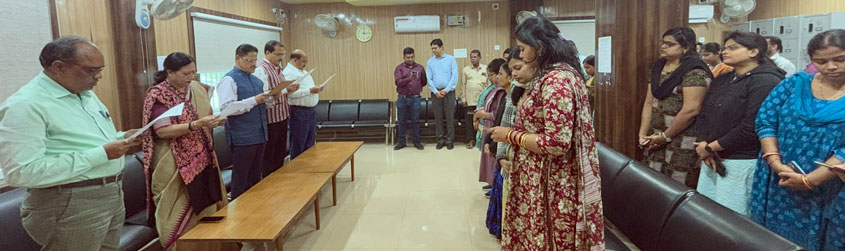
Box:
[280,0,501,6]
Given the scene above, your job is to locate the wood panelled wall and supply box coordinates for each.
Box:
[154,0,284,57]
[750,0,845,19]
[54,0,123,128]
[594,0,689,158]
[286,2,512,101]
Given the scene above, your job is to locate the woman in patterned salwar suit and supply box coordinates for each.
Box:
[488,16,604,250]
[141,52,228,250]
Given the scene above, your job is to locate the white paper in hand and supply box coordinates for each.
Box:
[129,103,184,139]
[217,102,252,119]
[319,74,336,88]
[294,68,316,85]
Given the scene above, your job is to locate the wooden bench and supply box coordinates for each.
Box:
[177,141,363,250]
[277,141,363,206]
[178,172,332,250]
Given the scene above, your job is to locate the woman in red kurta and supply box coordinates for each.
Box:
[489,16,604,250]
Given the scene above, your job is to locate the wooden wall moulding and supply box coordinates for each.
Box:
[594,0,689,158]
[109,0,158,130]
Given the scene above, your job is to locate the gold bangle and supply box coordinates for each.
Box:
[520,134,529,147]
[762,152,780,159]
[801,175,815,190]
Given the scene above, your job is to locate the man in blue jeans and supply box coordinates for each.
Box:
[393,47,426,150]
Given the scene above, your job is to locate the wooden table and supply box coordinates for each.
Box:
[178,172,333,250]
[278,141,363,206]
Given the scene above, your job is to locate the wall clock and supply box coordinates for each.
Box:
[356,24,372,42]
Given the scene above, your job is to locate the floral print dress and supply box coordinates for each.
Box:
[646,69,710,188]
[502,63,604,250]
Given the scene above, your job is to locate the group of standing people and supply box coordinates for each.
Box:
[0,36,326,250]
[466,17,605,250]
[640,26,845,250]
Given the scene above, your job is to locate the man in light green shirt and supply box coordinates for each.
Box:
[0,36,140,250]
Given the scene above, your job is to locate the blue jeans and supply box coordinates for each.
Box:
[396,94,421,145]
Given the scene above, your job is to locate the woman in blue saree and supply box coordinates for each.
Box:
[750,29,845,251]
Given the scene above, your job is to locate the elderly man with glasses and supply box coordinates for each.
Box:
[0,36,141,250]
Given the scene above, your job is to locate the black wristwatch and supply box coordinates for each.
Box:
[704,144,715,154]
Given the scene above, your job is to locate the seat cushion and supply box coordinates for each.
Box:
[603,161,693,251]
[0,188,42,251]
[315,100,330,122]
[605,227,632,251]
[119,224,157,251]
[122,153,147,217]
[328,100,359,122]
[221,169,233,192]
[213,127,232,169]
[657,193,804,251]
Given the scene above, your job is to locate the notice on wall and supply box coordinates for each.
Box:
[453,48,467,58]
[157,56,167,71]
[597,36,612,73]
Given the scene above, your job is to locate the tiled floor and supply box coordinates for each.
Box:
[281,142,501,250]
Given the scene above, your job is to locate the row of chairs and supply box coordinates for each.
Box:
[597,143,805,251]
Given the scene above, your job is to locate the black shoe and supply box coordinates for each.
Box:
[466,140,475,149]
[414,143,424,150]
[436,142,445,149]
[394,144,406,150]
[447,143,454,150]
[485,191,491,198]
[482,185,492,190]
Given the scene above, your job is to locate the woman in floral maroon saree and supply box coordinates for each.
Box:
[141,52,227,250]
[489,17,604,250]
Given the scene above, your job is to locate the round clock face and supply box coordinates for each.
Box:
[356,25,372,42]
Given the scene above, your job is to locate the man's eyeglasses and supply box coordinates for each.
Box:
[68,62,105,75]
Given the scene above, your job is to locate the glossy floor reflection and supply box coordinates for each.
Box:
[281,142,501,250]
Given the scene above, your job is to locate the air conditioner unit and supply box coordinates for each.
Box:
[689,5,714,24]
[394,15,440,33]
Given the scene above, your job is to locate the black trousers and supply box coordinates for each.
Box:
[230,143,265,199]
[465,109,475,143]
[262,120,288,177]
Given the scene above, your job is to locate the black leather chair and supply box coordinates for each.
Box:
[212,127,232,169]
[657,193,805,251]
[120,153,159,250]
[0,188,41,251]
[212,127,233,191]
[603,161,694,251]
[596,143,633,198]
[356,99,391,144]
[356,99,390,127]
[320,100,358,128]
[315,100,331,124]
[122,153,149,226]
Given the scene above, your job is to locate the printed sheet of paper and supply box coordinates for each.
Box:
[453,48,468,58]
[129,103,184,139]
[318,74,336,88]
[217,102,252,119]
[597,36,612,73]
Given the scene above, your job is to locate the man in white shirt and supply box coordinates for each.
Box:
[765,36,797,77]
[217,44,276,199]
[283,49,323,159]
[460,50,487,149]
[254,40,299,176]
